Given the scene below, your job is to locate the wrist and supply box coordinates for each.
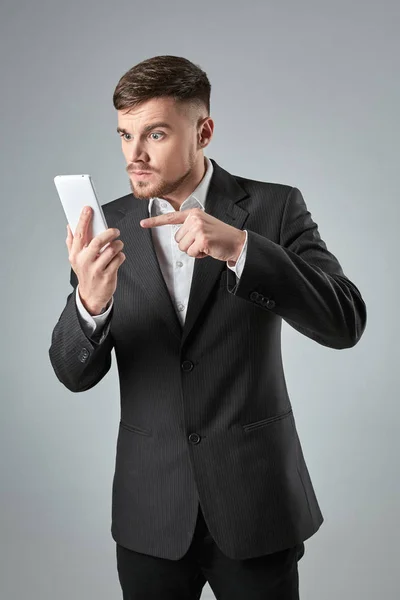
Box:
[79,293,110,316]
[229,230,246,264]
[84,302,106,316]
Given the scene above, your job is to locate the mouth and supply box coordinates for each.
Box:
[131,171,153,177]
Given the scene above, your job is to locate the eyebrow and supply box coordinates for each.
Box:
[116,122,173,135]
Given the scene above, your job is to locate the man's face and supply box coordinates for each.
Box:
[117,97,209,202]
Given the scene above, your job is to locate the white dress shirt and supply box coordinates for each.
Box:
[75,156,248,341]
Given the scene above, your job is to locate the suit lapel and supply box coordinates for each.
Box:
[115,159,249,347]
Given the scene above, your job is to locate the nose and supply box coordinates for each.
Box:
[128,139,147,163]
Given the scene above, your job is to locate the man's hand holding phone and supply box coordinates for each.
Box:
[66,206,126,316]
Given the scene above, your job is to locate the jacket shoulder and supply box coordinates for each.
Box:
[232,173,294,199]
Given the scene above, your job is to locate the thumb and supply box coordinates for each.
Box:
[66,224,72,248]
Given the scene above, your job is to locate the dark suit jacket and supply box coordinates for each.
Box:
[48,158,367,560]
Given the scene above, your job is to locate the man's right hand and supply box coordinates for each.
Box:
[66,206,126,315]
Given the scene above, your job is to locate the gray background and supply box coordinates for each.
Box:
[0,0,398,598]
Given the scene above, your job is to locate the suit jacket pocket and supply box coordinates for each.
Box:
[241,407,293,432]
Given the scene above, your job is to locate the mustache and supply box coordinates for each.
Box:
[127,166,154,173]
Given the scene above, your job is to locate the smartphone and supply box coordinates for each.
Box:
[54,174,110,252]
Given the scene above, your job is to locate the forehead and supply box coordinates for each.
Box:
[117,97,186,129]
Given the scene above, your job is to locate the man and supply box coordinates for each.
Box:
[49,55,367,599]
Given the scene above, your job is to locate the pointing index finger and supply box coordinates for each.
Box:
[140,209,190,228]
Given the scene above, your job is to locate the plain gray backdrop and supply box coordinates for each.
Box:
[1,0,398,598]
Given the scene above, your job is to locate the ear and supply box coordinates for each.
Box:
[198,117,214,148]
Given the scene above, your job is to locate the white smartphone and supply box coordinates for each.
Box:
[54,174,110,252]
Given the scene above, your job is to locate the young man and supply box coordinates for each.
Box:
[49,55,367,599]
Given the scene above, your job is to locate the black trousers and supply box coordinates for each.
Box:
[116,503,305,599]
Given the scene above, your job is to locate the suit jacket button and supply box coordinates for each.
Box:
[250,291,259,301]
[181,360,194,372]
[79,348,89,362]
[188,433,201,444]
[266,299,275,308]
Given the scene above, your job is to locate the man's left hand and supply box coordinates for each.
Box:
[140,208,246,263]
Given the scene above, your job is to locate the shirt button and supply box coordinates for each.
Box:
[176,302,185,311]
[176,261,183,268]
[160,201,167,209]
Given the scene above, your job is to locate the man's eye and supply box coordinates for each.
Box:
[119,132,164,141]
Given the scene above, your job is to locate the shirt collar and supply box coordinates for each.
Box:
[148,156,214,217]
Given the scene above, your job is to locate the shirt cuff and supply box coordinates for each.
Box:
[75,285,114,335]
[226,230,248,279]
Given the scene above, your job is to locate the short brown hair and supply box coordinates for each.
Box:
[112,55,211,123]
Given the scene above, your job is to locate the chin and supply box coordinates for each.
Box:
[133,189,154,201]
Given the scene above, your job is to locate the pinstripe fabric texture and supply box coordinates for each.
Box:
[48,158,367,560]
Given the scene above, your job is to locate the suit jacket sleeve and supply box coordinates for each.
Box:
[48,267,115,392]
[227,186,367,349]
